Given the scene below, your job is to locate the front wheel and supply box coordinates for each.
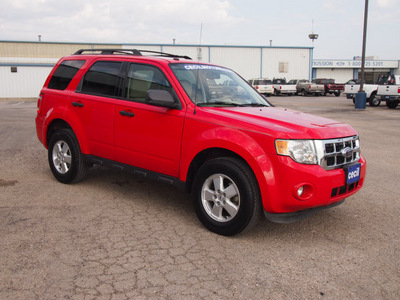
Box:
[192,157,261,236]
[334,91,341,97]
[48,129,88,184]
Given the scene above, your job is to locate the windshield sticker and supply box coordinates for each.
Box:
[183,64,230,72]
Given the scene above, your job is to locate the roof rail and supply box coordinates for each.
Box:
[73,49,192,60]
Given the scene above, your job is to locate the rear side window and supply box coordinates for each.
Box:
[126,64,174,103]
[48,60,85,90]
[80,61,123,97]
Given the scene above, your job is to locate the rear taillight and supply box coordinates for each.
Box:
[398,87,400,93]
[280,86,282,90]
[37,94,43,114]
[309,85,312,89]
[256,85,259,89]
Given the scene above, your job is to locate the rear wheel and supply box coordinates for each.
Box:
[386,100,399,109]
[192,157,261,236]
[334,91,341,97]
[48,129,88,184]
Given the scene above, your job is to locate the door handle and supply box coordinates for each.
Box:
[119,110,135,117]
[72,102,84,107]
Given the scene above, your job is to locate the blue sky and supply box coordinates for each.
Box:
[1,0,399,60]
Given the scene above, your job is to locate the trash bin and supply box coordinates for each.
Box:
[355,92,367,109]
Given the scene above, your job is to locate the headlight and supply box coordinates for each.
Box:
[275,140,318,164]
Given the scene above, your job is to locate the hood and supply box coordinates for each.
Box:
[200,106,357,140]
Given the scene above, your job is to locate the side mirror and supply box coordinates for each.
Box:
[145,90,181,109]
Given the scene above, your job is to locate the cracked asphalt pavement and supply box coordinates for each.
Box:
[0,96,399,299]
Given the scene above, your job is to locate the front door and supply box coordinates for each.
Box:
[114,63,186,177]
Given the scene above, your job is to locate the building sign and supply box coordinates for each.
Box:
[313,59,399,69]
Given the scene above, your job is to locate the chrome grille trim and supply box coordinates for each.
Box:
[315,136,361,170]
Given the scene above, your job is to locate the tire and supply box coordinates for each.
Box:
[274,89,280,96]
[334,91,341,97]
[386,100,399,109]
[48,129,88,184]
[368,93,380,107]
[192,157,261,236]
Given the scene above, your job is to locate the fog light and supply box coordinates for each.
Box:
[292,183,314,201]
[297,186,304,197]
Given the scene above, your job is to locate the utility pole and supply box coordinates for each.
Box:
[355,0,369,109]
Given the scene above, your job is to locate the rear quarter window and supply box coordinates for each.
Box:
[47,60,86,90]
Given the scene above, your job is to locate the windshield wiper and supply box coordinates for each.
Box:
[197,101,245,107]
[197,101,269,108]
[241,103,269,107]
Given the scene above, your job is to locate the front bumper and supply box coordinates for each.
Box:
[264,199,345,223]
[260,154,366,215]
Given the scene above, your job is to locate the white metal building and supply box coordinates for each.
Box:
[312,59,399,83]
[0,41,313,99]
[1,41,399,99]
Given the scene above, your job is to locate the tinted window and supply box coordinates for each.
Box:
[126,64,174,103]
[48,60,85,90]
[273,79,286,84]
[80,61,123,97]
[260,79,272,84]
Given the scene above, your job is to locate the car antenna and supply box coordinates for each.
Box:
[194,23,203,115]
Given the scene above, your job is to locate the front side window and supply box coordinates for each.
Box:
[170,64,270,107]
[126,64,174,103]
[48,60,85,90]
[80,61,123,97]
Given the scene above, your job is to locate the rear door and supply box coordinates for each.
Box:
[114,62,186,177]
[69,60,124,160]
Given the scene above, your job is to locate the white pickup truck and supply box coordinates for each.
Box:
[377,75,400,109]
[272,78,297,96]
[344,79,380,107]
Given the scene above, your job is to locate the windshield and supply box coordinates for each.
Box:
[170,64,271,107]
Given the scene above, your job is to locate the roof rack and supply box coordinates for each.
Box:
[73,49,192,60]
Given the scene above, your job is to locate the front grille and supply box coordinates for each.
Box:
[317,136,360,170]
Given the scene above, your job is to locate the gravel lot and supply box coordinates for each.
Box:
[0,95,399,299]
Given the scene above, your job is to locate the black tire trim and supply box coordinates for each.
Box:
[192,157,261,236]
[48,129,88,184]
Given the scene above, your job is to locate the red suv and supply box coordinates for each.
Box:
[36,49,366,236]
